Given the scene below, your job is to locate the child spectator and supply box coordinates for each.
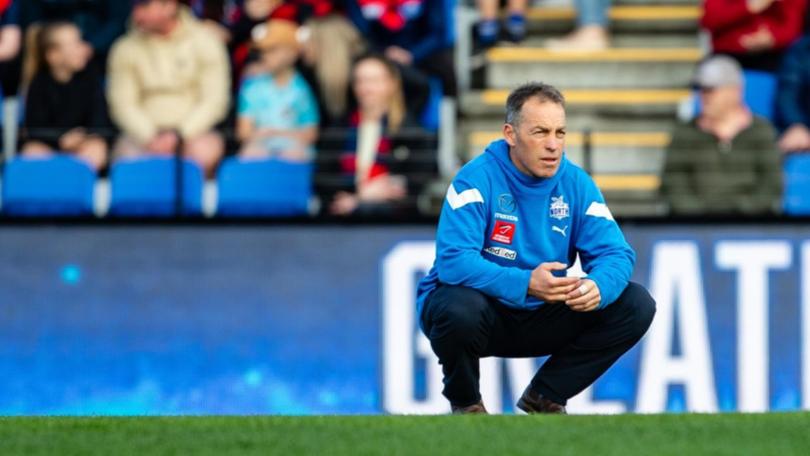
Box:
[107,0,230,177]
[329,54,432,217]
[701,0,807,72]
[777,37,810,153]
[228,0,362,124]
[236,19,319,162]
[21,21,109,172]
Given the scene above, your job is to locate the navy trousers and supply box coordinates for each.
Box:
[420,282,656,408]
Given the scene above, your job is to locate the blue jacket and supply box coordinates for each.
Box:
[777,37,810,131]
[416,139,635,319]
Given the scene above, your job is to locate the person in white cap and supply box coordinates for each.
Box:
[661,55,782,216]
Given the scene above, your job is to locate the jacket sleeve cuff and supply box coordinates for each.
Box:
[588,271,624,309]
[504,268,532,307]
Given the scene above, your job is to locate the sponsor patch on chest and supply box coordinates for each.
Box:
[490,220,516,244]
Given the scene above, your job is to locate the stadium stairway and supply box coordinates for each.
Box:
[446,0,704,217]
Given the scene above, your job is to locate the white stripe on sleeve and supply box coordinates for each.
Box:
[446,184,484,210]
[585,202,615,221]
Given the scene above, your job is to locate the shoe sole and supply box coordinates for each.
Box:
[516,396,535,414]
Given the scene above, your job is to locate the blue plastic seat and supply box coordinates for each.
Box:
[217,158,312,217]
[109,157,203,216]
[742,70,777,121]
[420,77,443,132]
[784,153,810,215]
[2,156,96,216]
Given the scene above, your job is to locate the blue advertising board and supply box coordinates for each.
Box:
[0,224,808,415]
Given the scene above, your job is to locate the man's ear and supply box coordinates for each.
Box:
[503,123,516,147]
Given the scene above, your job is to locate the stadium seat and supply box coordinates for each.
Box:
[783,153,810,215]
[109,157,203,216]
[217,158,312,217]
[742,70,777,121]
[2,156,96,216]
[420,77,443,132]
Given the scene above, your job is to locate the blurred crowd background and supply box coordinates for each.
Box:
[0,0,808,219]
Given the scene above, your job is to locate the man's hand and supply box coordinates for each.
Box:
[779,124,810,153]
[330,191,359,216]
[565,278,602,312]
[59,128,87,151]
[385,46,413,66]
[358,175,407,202]
[740,26,775,52]
[528,262,580,302]
[146,130,180,155]
[746,0,776,14]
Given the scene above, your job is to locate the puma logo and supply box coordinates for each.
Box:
[552,225,568,237]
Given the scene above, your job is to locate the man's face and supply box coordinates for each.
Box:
[132,0,177,34]
[700,84,742,119]
[503,98,566,179]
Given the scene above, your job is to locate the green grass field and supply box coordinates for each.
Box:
[0,413,808,455]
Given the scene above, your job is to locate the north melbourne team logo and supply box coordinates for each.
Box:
[549,195,569,221]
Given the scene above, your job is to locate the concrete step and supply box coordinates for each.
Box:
[460,116,679,142]
[595,174,661,192]
[461,88,691,117]
[485,47,702,89]
[611,0,698,5]
[603,199,668,217]
[522,5,701,33]
[512,33,699,48]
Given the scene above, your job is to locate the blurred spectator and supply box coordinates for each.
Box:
[228,1,363,124]
[0,0,21,94]
[329,54,431,217]
[107,0,230,177]
[182,0,229,22]
[661,56,782,216]
[345,0,455,115]
[180,0,232,42]
[776,37,810,153]
[547,0,610,51]
[475,0,527,48]
[297,7,365,125]
[236,19,319,162]
[701,0,807,72]
[20,21,109,171]
[20,0,130,67]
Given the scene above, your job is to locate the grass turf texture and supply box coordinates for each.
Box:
[0,413,808,455]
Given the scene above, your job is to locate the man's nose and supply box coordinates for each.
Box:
[544,138,561,152]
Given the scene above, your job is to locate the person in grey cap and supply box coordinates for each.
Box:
[660,55,782,216]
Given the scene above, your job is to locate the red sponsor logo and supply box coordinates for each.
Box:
[490,221,516,244]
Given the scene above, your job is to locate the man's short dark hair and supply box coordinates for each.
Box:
[505,82,565,126]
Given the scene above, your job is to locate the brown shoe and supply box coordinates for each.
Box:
[516,387,567,414]
[451,400,488,414]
